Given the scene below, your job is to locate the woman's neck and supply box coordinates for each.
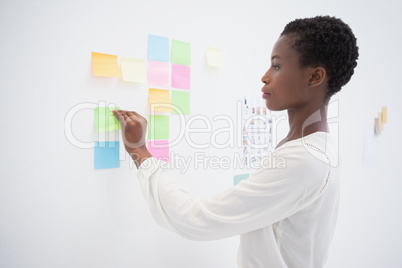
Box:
[277,103,329,148]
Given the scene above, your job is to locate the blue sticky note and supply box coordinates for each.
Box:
[234,173,249,185]
[148,34,169,62]
[94,141,120,169]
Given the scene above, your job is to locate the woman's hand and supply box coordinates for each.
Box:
[113,109,152,168]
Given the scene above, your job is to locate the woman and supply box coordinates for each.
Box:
[113,16,358,268]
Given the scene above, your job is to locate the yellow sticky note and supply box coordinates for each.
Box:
[148,88,172,112]
[382,106,387,123]
[205,47,224,68]
[91,52,121,77]
[120,57,146,83]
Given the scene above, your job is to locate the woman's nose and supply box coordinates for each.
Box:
[261,71,270,84]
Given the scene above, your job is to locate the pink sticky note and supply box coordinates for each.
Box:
[172,64,190,89]
[147,140,170,162]
[148,60,170,87]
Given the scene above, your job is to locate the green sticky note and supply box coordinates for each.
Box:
[148,115,170,140]
[172,90,190,115]
[171,39,191,66]
[234,173,249,185]
[94,107,120,132]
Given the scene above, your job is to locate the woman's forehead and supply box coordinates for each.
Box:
[271,35,298,60]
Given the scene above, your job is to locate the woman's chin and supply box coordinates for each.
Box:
[265,101,283,112]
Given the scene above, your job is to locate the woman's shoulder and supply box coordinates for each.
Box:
[274,132,337,165]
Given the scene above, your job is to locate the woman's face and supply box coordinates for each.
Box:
[261,35,314,111]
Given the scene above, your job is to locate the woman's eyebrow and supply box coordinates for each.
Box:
[271,55,281,60]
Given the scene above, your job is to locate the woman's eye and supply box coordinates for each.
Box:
[272,65,280,70]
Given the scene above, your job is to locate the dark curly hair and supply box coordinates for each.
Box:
[281,16,359,100]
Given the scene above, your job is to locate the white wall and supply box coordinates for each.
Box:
[1,0,401,267]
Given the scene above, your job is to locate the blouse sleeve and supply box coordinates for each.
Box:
[137,144,331,241]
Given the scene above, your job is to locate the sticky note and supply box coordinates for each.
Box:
[374,117,381,135]
[172,64,190,89]
[148,115,169,140]
[148,60,170,87]
[94,141,120,169]
[171,39,191,65]
[234,174,249,185]
[148,88,172,112]
[171,90,190,115]
[91,52,121,77]
[378,113,384,130]
[382,106,387,123]
[120,57,147,83]
[148,34,169,62]
[147,140,170,162]
[94,107,120,132]
[205,47,224,68]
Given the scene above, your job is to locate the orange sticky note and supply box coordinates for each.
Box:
[91,52,121,77]
[148,88,172,112]
[382,106,387,123]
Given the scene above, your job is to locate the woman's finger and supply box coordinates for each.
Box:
[113,109,122,117]
[117,109,131,115]
[121,111,142,124]
[113,110,127,127]
[126,111,138,119]
[131,111,147,121]
[114,109,144,126]
[122,112,133,123]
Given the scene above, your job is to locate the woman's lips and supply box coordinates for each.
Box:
[261,88,271,99]
[262,93,271,99]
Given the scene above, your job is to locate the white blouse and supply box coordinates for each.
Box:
[137,132,340,268]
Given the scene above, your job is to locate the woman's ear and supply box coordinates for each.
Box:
[308,67,326,87]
